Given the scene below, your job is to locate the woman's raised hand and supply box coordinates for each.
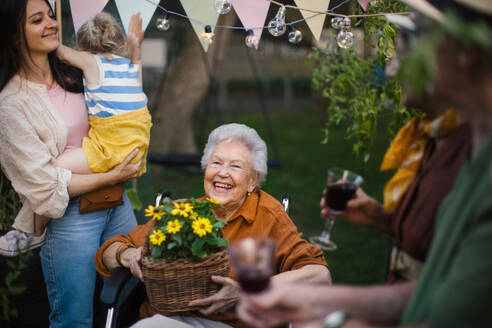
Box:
[109,148,142,184]
[188,275,240,316]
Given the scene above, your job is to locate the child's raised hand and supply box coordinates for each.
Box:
[127,12,144,50]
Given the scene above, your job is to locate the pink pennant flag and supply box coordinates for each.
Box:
[69,0,109,33]
[230,0,271,50]
[358,0,371,11]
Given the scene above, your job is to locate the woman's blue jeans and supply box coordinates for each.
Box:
[40,192,137,328]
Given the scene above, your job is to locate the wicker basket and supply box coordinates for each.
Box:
[141,248,230,313]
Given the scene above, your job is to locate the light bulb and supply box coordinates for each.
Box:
[245,30,259,49]
[268,6,287,37]
[201,25,215,45]
[215,0,231,15]
[288,27,303,44]
[336,28,354,49]
[342,17,351,28]
[156,14,170,31]
[331,17,343,29]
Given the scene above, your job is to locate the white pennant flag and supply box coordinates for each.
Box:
[293,0,331,41]
[115,0,159,34]
[48,0,56,11]
[179,0,220,52]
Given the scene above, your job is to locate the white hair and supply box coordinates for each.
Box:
[201,123,268,189]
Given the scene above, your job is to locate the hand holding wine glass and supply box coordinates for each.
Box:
[229,238,276,294]
[310,168,363,251]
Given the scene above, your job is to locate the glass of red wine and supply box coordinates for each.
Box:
[229,238,276,294]
[309,168,363,251]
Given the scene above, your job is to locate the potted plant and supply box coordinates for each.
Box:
[141,197,230,314]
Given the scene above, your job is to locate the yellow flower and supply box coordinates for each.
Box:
[145,205,166,221]
[149,229,166,246]
[171,202,193,217]
[166,219,182,234]
[189,211,198,220]
[206,197,220,204]
[192,217,213,237]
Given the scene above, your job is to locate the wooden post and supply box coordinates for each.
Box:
[56,0,62,43]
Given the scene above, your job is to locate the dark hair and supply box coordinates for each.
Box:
[0,0,83,92]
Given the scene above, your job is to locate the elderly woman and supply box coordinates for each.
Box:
[95,123,331,328]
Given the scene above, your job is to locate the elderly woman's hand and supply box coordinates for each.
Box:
[188,275,240,316]
[120,246,144,281]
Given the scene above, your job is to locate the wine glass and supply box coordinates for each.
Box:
[309,168,363,251]
[229,238,276,293]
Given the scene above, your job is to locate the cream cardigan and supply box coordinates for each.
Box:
[0,76,72,233]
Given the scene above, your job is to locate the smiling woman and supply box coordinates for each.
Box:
[0,0,140,327]
[95,123,332,328]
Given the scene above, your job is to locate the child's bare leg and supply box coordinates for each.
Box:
[56,148,92,174]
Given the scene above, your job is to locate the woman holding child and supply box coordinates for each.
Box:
[95,123,331,328]
[0,0,149,326]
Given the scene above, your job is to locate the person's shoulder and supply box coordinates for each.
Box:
[256,190,289,221]
[0,77,32,111]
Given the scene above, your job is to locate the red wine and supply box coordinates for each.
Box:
[325,182,357,213]
[237,268,271,293]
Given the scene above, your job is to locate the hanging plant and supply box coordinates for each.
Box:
[311,0,415,160]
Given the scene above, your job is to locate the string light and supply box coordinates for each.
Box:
[245,29,259,49]
[156,12,170,31]
[215,0,232,15]
[142,0,410,50]
[268,5,287,37]
[336,17,354,49]
[201,25,214,45]
[331,17,343,29]
[288,26,303,44]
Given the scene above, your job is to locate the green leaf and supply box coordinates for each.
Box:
[126,188,142,211]
[217,238,228,247]
[150,246,163,259]
[172,233,183,246]
[191,238,205,257]
[167,242,177,250]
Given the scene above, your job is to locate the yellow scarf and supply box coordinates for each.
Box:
[380,109,462,211]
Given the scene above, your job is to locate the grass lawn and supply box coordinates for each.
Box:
[147,104,395,285]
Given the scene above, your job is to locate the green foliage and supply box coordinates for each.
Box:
[355,0,409,59]
[145,198,227,261]
[0,172,21,231]
[310,47,412,159]
[311,0,414,160]
[0,251,32,322]
[0,173,29,323]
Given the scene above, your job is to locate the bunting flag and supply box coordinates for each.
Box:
[115,0,159,34]
[230,0,270,50]
[179,0,220,52]
[293,0,330,41]
[358,0,371,11]
[48,0,56,11]
[69,0,108,33]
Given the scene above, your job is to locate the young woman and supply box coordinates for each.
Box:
[0,0,140,326]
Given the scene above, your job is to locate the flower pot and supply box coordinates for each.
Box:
[141,248,230,314]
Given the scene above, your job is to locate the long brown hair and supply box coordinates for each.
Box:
[0,0,83,92]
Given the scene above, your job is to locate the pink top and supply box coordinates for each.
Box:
[48,85,89,151]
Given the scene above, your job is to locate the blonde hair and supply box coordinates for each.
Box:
[76,12,128,57]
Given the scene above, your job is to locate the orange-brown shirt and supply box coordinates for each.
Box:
[95,190,328,327]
